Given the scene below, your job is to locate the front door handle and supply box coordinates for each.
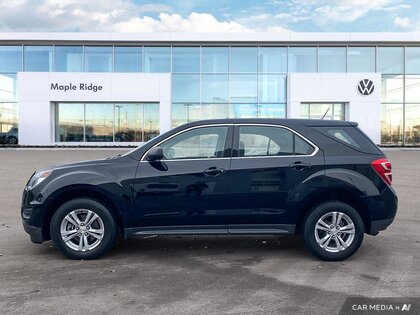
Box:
[289,161,311,171]
[203,167,226,176]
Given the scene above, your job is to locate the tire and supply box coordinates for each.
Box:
[7,136,17,145]
[50,198,118,260]
[302,201,364,261]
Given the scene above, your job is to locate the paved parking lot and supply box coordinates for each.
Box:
[0,148,419,314]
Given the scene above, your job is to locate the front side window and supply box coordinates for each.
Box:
[238,126,314,157]
[159,126,228,160]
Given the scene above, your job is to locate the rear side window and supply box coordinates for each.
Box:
[238,126,315,157]
[327,129,360,148]
[313,126,382,154]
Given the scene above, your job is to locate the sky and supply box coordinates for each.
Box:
[0,0,419,33]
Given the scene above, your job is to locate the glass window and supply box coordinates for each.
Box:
[55,46,82,72]
[301,103,346,120]
[144,47,170,73]
[381,103,403,145]
[0,46,22,72]
[406,47,420,74]
[288,47,317,72]
[172,47,200,73]
[56,103,159,143]
[202,47,228,73]
[172,74,200,103]
[258,104,286,118]
[258,74,286,103]
[230,47,257,73]
[238,126,314,156]
[229,74,257,103]
[319,47,346,72]
[24,46,53,72]
[114,47,142,73]
[56,103,84,142]
[230,104,258,118]
[143,103,160,141]
[381,75,403,103]
[0,73,17,101]
[172,103,190,127]
[114,104,142,142]
[405,75,420,103]
[377,47,404,74]
[85,103,114,142]
[160,126,228,159]
[404,103,420,145]
[84,46,112,72]
[0,103,18,134]
[201,74,228,103]
[172,103,229,127]
[259,47,287,73]
[347,47,375,73]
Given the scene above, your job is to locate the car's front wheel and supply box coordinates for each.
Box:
[50,198,118,260]
[302,201,364,261]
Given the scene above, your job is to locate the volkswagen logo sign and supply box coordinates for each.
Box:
[357,79,374,96]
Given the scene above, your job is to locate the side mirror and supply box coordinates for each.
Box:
[146,147,164,161]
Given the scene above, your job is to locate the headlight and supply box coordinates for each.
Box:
[26,170,52,190]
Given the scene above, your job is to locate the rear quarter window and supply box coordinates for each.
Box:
[312,126,382,155]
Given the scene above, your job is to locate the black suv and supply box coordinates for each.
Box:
[22,119,397,261]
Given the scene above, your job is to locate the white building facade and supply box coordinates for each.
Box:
[0,32,419,146]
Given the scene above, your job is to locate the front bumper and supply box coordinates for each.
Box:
[22,221,44,244]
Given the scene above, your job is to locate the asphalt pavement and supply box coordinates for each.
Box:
[0,148,419,314]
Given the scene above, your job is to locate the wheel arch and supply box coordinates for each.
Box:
[295,188,370,234]
[42,185,125,240]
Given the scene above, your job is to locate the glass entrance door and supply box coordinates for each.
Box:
[300,103,346,120]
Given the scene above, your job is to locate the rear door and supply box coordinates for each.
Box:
[228,124,325,234]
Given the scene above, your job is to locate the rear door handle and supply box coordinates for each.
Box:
[289,161,311,171]
[203,167,226,176]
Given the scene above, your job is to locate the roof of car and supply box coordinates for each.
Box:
[179,118,357,128]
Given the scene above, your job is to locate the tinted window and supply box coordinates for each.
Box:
[114,47,142,72]
[144,47,170,72]
[160,126,228,160]
[347,47,375,73]
[202,47,228,73]
[238,126,314,157]
[319,47,346,72]
[313,126,382,153]
[288,47,317,72]
[24,46,53,72]
[230,47,257,73]
[84,46,112,72]
[0,46,22,72]
[172,47,200,73]
[55,46,83,72]
[327,129,360,148]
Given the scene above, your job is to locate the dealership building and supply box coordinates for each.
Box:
[0,32,419,146]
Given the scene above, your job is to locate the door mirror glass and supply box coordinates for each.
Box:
[146,147,164,161]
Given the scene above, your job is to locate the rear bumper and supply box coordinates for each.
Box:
[368,218,395,235]
[22,221,44,244]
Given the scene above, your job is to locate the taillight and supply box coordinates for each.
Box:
[371,158,392,185]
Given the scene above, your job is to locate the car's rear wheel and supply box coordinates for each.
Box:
[50,198,118,260]
[302,201,364,261]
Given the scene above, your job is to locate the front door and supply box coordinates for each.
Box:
[228,124,324,234]
[131,125,233,233]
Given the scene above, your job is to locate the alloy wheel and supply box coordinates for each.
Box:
[60,209,105,252]
[314,211,356,253]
